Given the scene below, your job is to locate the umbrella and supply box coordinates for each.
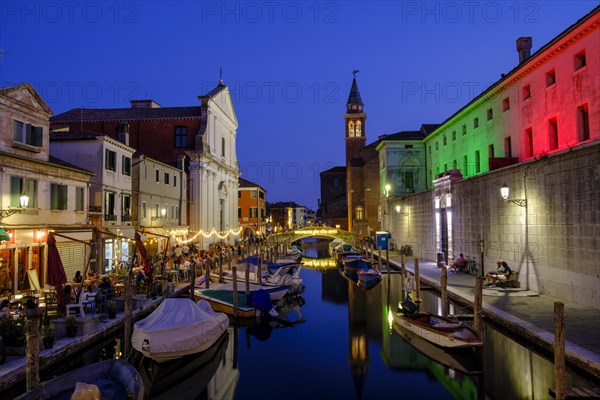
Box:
[135,232,152,283]
[47,233,68,315]
[0,229,10,242]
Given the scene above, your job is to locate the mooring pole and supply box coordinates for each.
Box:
[441,266,448,317]
[554,302,566,400]
[474,276,483,336]
[232,266,239,319]
[415,258,421,303]
[25,302,41,391]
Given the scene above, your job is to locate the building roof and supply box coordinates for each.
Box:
[239,177,266,192]
[49,131,105,141]
[0,82,53,115]
[321,166,346,174]
[378,130,426,141]
[269,201,304,209]
[51,106,202,123]
[48,156,95,175]
[346,78,363,105]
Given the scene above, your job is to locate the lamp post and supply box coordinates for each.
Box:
[151,207,167,222]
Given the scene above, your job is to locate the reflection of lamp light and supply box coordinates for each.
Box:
[395,204,409,216]
[500,183,527,207]
[0,193,29,219]
[385,184,391,197]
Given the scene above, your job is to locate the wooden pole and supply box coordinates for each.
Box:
[474,276,483,336]
[257,248,263,285]
[400,254,405,299]
[204,258,210,289]
[385,248,389,273]
[378,246,382,271]
[25,307,41,391]
[370,243,374,264]
[554,302,566,400]
[232,266,239,319]
[245,259,251,293]
[415,258,421,303]
[441,265,448,317]
[124,271,133,359]
[219,254,224,283]
[190,262,196,300]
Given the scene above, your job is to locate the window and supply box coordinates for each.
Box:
[405,172,414,189]
[435,142,439,150]
[155,169,160,183]
[475,151,480,173]
[238,191,241,198]
[221,137,226,157]
[172,205,176,220]
[12,120,43,147]
[462,125,466,135]
[155,204,159,218]
[522,84,531,100]
[355,206,363,220]
[261,208,265,219]
[549,117,558,150]
[174,126,187,148]
[122,194,131,220]
[10,177,37,208]
[473,118,479,128]
[453,160,458,169]
[238,208,242,218]
[164,172,169,185]
[463,155,468,175]
[443,135,447,146]
[574,50,586,71]
[348,121,355,137]
[452,131,456,141]
[50,184,68,210]
[487,109,493,121]
[546,69,556,87]
[122,156,131,176]
[174,175,177,187]
[251,190,257,199]
[250,207,258,218]
[488,144,494,159]
[502,97,510,112]
[75,187,84,211]
[104,191,116,220]
[259,191,265,200]
[142,201,147,219]
[577,104,590,141]
[105,149,116,171]
[525,127,533,157]
[355,120,362,136]
[333,177,339,188]
[504,137,512,158]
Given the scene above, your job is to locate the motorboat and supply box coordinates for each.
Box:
[393,298,483,349]
[16,359,144,400]
[357,266,382,282]
[339,268,382,291]
[213,257,303,293]
[197,275,290,301]
[131,298,229,363]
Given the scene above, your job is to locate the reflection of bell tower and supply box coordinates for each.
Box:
[348,281,369,399]
[344,73,367,163]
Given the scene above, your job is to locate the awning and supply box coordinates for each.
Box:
[141,227,171,238]
[0,229,10,242]
[52,230,94,243]
[107,228,136,239]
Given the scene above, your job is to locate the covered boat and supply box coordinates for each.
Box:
[16,359,144,400]
[132,298,228,363]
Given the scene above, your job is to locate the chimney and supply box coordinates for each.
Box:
[517,37,532,64]
[116,121,130,146]
[130,99,161,108]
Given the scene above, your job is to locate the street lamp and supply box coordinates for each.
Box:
[500,183,527,207]
[0,193,29,219]
[152,207,167,221]
[385,184,391,197]
[395,204,408,216]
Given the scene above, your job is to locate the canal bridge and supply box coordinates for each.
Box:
[267,226,360,246]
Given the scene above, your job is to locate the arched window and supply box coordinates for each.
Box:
[221,137,226,157]
[348,121,355,137]
[174,126,187,148]
[355,206,363,220]
[355,120,362,136]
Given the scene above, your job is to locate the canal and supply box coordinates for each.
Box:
[8,239,599,399]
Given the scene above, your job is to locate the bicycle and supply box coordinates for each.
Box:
[465,256,479,276]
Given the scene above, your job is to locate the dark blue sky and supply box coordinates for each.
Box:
[1,1,597,210]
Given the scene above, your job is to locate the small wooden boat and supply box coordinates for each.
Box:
[131,298,229,363]
[393,301,483,349]
[357,266,381,282]
[339,269,382,291]
[343,256,371,272]
[194,288,257,318]
[197,276,290,301]
[16,359,144,400]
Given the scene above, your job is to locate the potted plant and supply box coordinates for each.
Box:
[107,301,117,319]
[66,316,77,338]
[42,322,55,349]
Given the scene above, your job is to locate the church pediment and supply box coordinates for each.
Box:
[207,86,238,126]
[0,83,53,115]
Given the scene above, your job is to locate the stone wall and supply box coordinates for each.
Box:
[389,142,600,310]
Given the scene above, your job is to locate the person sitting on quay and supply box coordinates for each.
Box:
[64,284,76,304]
[73,270,83,284]
[485,261,511,287]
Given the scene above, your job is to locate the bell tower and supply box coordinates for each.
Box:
[344,71,367,164]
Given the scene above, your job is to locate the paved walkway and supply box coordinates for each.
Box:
[377,252,600,379]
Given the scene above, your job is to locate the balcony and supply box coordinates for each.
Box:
[104,214,117,222]
[121,215,132,222]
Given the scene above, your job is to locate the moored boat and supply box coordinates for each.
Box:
[393,298,483,349]
[197,275,290,301]
[16,359,144,400]
[131,298,229,363]
[343,256,371,272]
[357,266,381,282]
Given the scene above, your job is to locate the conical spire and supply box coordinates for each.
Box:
[346,77,363,106]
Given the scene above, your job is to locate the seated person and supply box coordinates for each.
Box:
[0,299,11,319]
[455,254,466,272]
[485,261,511,287]
[73,271,83,284]
[64,284,76,304]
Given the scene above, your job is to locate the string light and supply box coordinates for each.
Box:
[168,227,243,244]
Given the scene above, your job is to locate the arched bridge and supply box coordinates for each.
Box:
[267,226,359,246]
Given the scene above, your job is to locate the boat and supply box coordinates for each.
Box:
[197,275,290,301]
[214,257,304,293]
[393,323,483,375]
[393,298,483,349]
[285,245,303,260]
[357,266,381,282]
[328,238,345,256]
[136,328,229,399]
[339,268,382,291]
[194,288,257,318]
[343,256,371,272]
[16,359,144,400]
[131,298,229,363]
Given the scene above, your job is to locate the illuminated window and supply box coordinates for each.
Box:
[549,118,558,150]
[574,51,586,71]
[348,121,355,137]
[546,69,556,87]
[577,104,590,142]
[522,84,531,100]
[502,97,510,112]
[355,120,362,136]
[355,206,363,220]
